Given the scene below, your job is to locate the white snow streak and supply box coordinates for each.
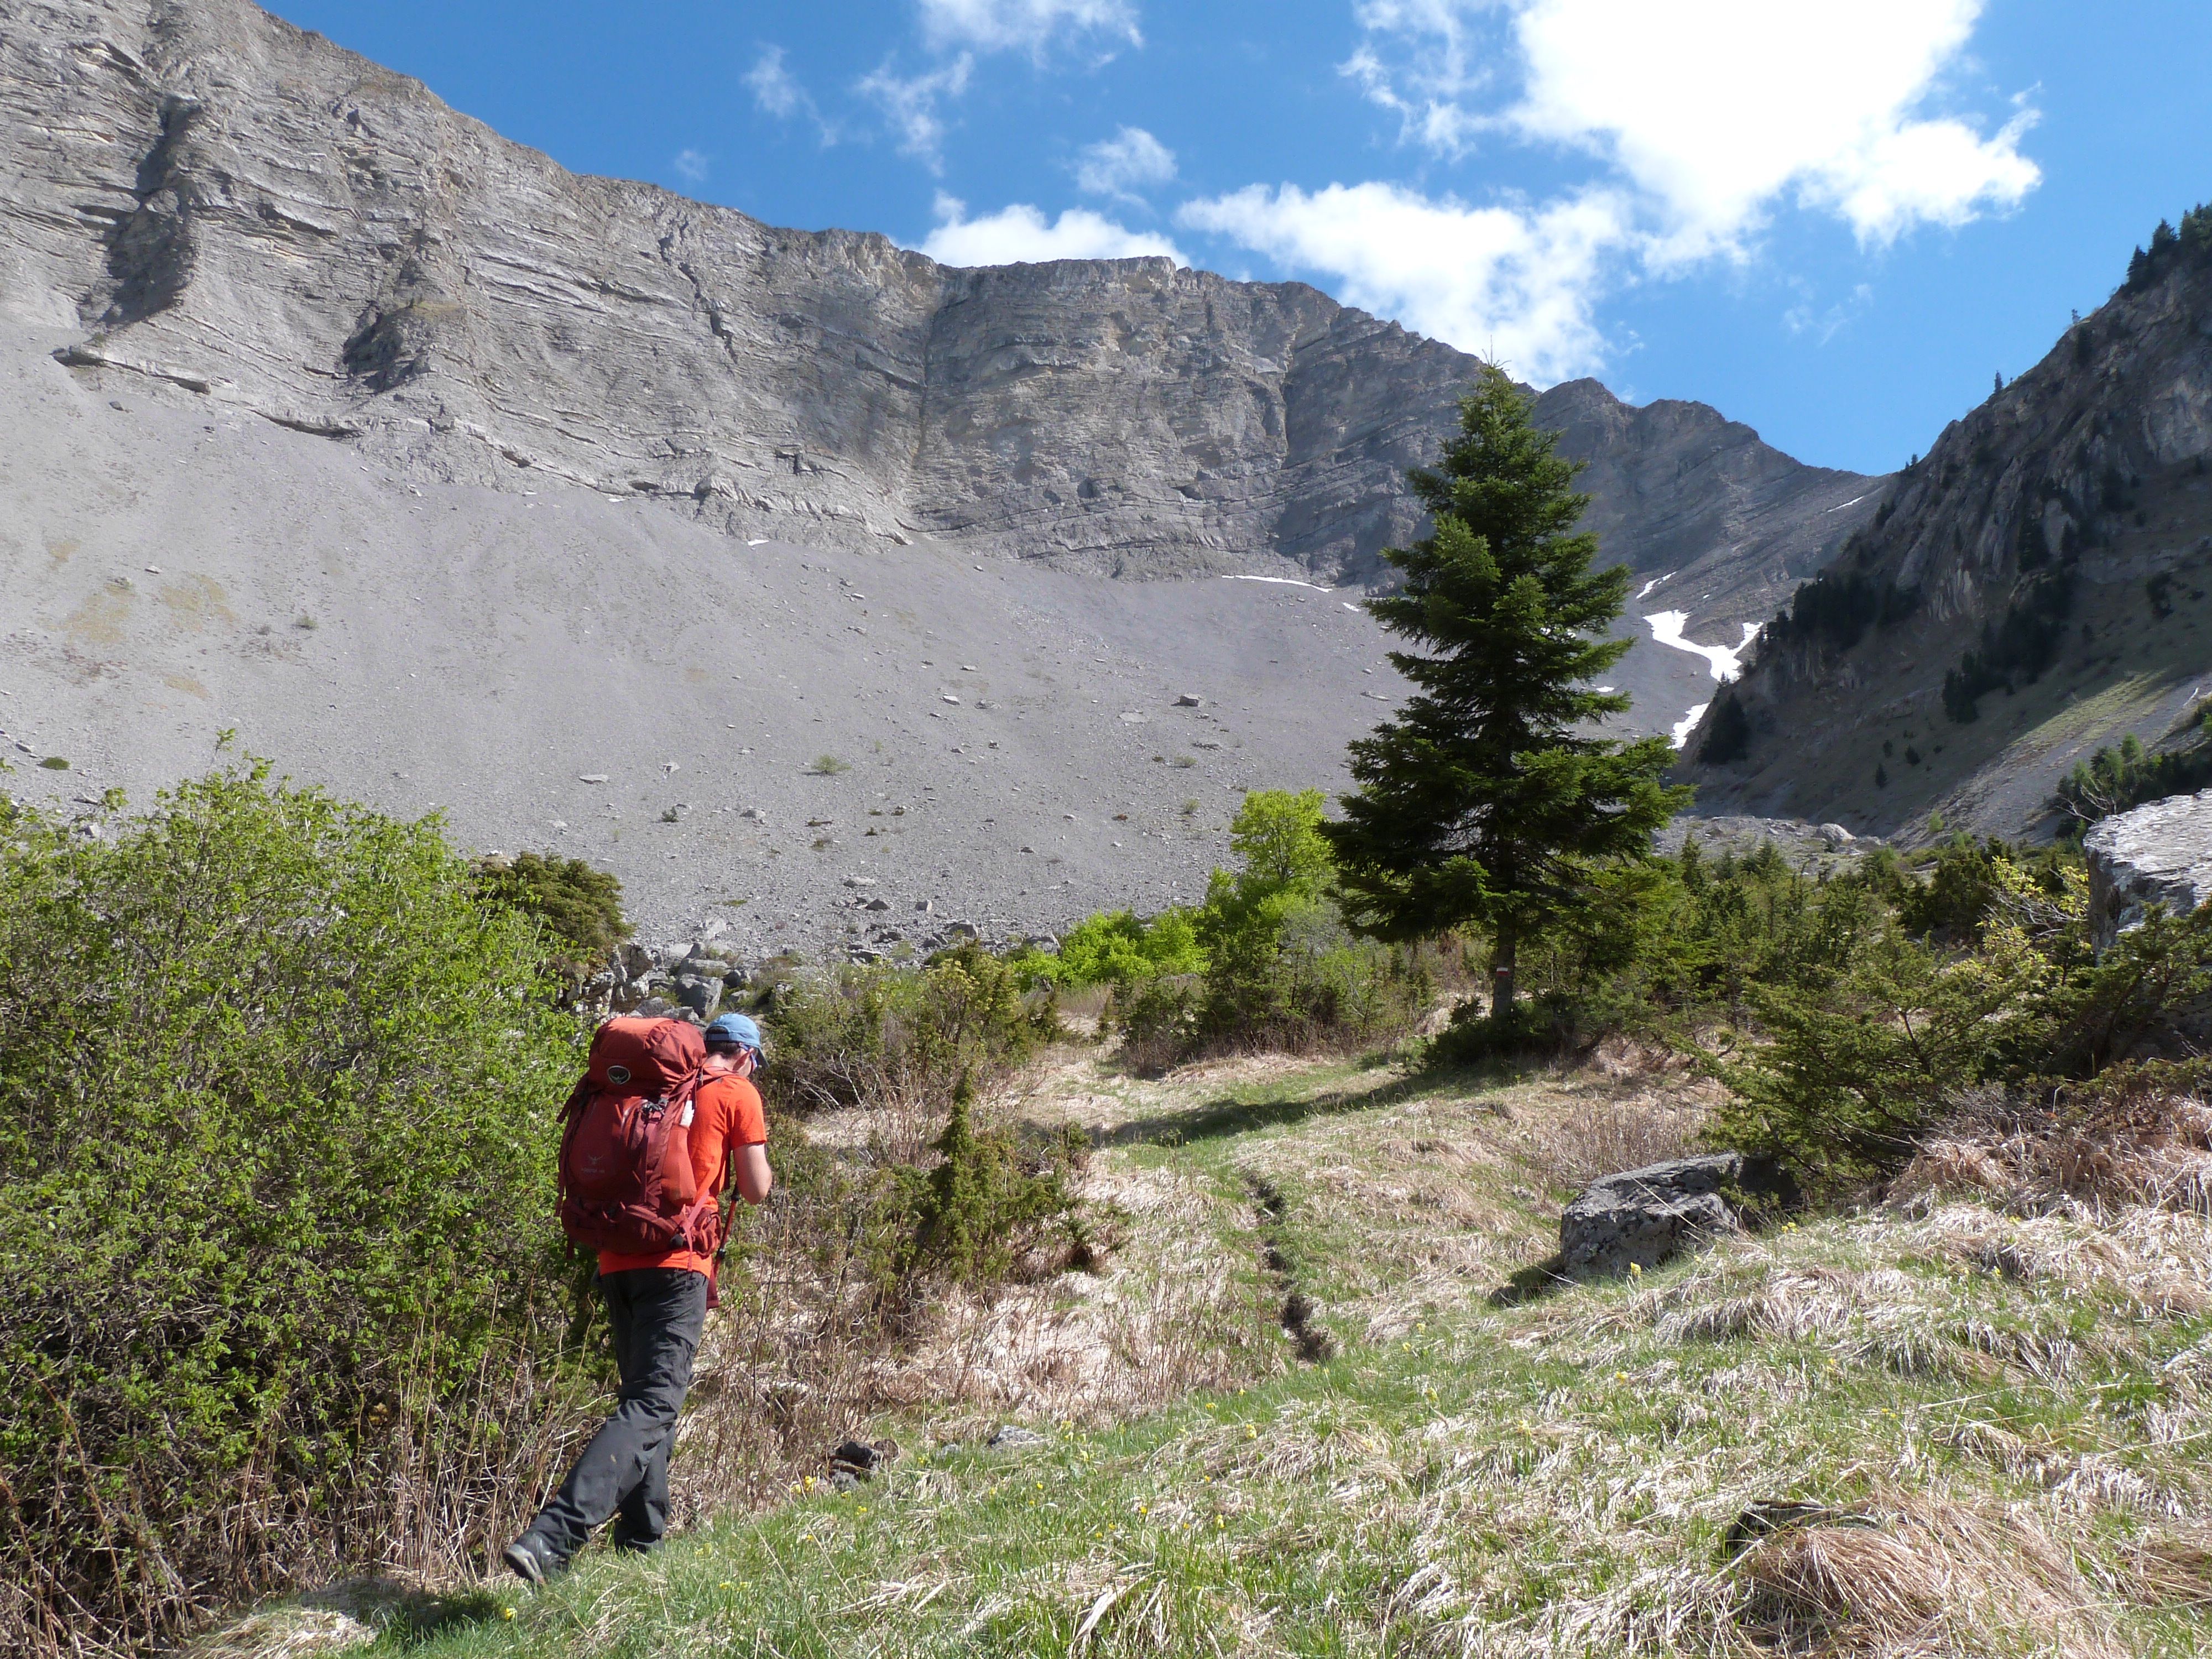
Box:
[1643,611,1760,683]
[1222,574,1333,592]
[1822,493,1869,514]
[1642,612,1762,752]
[1636,571,1677,602]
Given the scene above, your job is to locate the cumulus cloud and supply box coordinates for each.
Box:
[1182,0,2039,387]
[1350,0,2039,260]
[1073,126,1176,203]
[1179,182,1625,382]
[921,193,1185,266]
[919,0,1141,58]
[857,55,974,171]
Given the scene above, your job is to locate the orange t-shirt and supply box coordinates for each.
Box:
[597,1072,767,1277]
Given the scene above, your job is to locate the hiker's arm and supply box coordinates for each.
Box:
[734,1142,774,1205]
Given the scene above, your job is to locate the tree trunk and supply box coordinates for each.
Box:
[1490,931,1516,1020]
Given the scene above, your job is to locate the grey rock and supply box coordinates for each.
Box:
[1173,693,1203,707]
[619,943,654,979]
[864,897,890,911]
[2085,789,2212,949]
[1818,823,1854,848]
[1559,1154,1798,1276]
[830,1438,886,1475]
[672,974,719,1016]
[985,1425,1046,1452]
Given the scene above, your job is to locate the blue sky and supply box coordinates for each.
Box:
[267,0,2210,478]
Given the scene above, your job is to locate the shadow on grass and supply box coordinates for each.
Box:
[1091,1057,1527,1149]
[300,1577,511,1647]
[1488,1254,1576,1308]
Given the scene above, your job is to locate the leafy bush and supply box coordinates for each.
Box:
[765,945,1058,1142]
[1691,839,2212,1188]
[877,1074,1082,1286]
[472,849,631,975]
[1143,790,1446,1067]
[0,765,588,1655]
[1016,906,1205,990]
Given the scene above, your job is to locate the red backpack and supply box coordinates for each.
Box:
[556,1018,723,1257]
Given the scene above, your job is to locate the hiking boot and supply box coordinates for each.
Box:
[502,1531,559,1585]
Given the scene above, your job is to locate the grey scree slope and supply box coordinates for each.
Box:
[0,0,1880,950]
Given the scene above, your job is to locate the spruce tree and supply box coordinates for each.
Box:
[1324,367,1688,1019]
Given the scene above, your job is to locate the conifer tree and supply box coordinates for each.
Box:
[1324,367,1688,1020]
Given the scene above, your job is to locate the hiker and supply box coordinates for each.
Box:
[504,1012,773,1583]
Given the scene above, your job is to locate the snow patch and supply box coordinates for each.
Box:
[1643,611,1760,684]
[1822,493,1869,514]
[1636,572,1677,602]
[1223,574,1331,592]
[1672,703,1710,749]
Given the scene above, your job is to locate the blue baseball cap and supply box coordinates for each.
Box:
[704,1013,763,1053]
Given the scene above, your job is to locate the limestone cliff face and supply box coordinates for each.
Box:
[1685,233,2212,838]
[0,0,1871,602]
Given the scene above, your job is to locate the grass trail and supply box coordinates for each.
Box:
[300,1051,2209,1658]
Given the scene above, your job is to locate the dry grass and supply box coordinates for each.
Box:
[194,1059,2212,1659]
[1735,1495,2118,1657]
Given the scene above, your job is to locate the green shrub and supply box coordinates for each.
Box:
[1707,930,2033,1186]
[2053,709,2212,834]
[1019,907,1206,990]
[765,944,1058,1121]
[472,848,631,974]
[877,1074,1082,1286]
[0,765,588,1654]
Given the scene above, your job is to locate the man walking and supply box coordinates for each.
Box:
[504,1013,773,1582]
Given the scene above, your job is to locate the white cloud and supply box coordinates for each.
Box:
[919,0,1141,58]
[745,46,805,118]
[857,55,974,171]
[746,45,838,143]
[672,149,710,186]
[1178,182,1626,383]
[1073,126,1176,203]
[1349,0,2040,261]
[921,193,1186,266]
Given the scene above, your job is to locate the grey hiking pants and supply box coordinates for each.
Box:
[524,1266,709,1566]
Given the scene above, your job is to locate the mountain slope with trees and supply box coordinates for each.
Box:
[1686,207,2212,842]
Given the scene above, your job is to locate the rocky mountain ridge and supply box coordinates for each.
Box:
[0,0,1884,946]
[1686,218,2212,839]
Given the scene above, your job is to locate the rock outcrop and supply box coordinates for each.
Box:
[2084,789,2212,947]
[1559,1154,1798,1276]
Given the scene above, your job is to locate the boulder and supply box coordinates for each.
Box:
[673,975,719,1016]
[2084,788,2212,949]
[1559,1153,1797,1276]
[986,1425,1046,1452]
